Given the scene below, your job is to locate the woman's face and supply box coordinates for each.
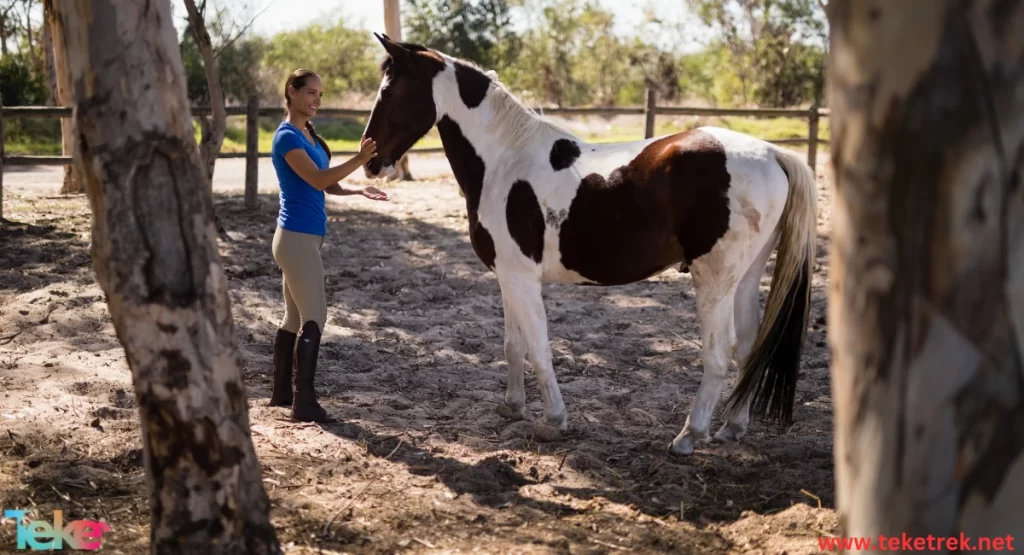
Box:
[289,75,323,118]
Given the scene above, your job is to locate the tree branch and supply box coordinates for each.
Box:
[213,2,272,59]
[183,0,226,190]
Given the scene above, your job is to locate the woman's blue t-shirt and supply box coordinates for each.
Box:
[271,122,329,237]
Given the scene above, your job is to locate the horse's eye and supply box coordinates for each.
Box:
[382,89,393,99]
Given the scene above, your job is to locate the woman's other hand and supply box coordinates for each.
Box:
[360,186,389,201]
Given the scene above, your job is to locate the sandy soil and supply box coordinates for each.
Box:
[0,152,839,554]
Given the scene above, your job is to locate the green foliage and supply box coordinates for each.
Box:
[179,6,269,105]
[261,20,381,98]
[0,54,47,105]
[753,34,823,107]
[8,0,833,157]
[0,54,60,152]
[684,0,827,107]
[502,0,656,108]
[405,0,522,73]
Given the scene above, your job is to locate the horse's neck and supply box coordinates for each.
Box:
[436,91,567,199]
[436,105,513,200]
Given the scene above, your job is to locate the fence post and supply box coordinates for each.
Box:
[244,94,258,209]
[807,101,820,171]
[1,94,5,222]
[644,85,657,139]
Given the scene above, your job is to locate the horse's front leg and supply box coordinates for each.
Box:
[495,292,528,421]
[497,271,567,441]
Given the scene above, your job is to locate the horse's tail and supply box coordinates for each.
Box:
[725,146,818,426]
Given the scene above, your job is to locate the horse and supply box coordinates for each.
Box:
[360,33,818,456]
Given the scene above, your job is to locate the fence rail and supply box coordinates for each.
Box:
[1,91,829,219]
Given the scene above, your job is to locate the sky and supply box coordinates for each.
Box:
[167,0,702,52]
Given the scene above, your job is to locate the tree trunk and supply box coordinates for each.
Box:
[24,0,35,73]
[183,0,227,188]
[43,0,82,194]
[827,0,1024,548]
[53,1,281,552]
[40,1,56,106]
[1,5,8,57]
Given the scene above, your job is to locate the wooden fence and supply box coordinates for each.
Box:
[0,93,830,219]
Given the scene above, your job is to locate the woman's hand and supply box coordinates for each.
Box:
[357,137,377,163]
[360,185,389,201]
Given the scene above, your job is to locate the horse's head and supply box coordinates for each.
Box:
[362,33,447,179]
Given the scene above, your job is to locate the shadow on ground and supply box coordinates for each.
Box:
[0,186,838,554]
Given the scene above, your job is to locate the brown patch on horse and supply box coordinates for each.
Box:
[506,180,545,263]
[739,196,761,233]
[471,222,497,269]
[550,139,581,171]
[558,129,732,285]
[454,60,492,109]
[436,115,496,270]
[363,36,446,175]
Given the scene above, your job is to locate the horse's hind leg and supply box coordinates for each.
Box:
[714,230,777,442]
[669,275,738,456]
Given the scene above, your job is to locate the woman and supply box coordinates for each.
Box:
[269,68,389,423]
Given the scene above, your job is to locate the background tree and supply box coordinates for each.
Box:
[179,4,268,105]
[43,0,81,193]
[685,0,827,106]
[827,0,1024,543]
[51,0,282,551]
[183,0,227,192]
[405,0,522,74]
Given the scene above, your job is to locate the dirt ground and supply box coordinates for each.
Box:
[0,153,839,554]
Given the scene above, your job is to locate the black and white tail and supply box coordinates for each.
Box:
[725,146,817,426]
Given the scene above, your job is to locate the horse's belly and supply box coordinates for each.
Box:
[541,225,683,286]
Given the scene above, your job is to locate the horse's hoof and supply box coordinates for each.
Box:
[667,439,695,456]
[496,402,526,421]
[533,423,563,442]
[712,425,745,443]
[668,430,706,456]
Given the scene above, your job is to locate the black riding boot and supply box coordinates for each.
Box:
[269,328,296,406]
[292,320,336,423]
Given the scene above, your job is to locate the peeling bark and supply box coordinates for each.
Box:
[827,0,1024,547]
[53,1,281,552]
[43,0,82,194]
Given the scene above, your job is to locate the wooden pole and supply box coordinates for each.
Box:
[644,85,657,139]
[44,0,81,194]
[807,101,819,171]
[383,0,401,39]
[383,0,413,181]
[245,94,259,209]
[827,0,1024,544]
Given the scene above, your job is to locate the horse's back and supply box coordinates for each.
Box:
[530,126,790,286]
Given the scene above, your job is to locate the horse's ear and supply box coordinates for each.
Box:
[374,32,410,64]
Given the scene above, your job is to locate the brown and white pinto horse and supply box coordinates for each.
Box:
[362,34,818,456]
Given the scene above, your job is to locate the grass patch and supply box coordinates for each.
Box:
[8,114,831,156]
[4,139,63,156]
